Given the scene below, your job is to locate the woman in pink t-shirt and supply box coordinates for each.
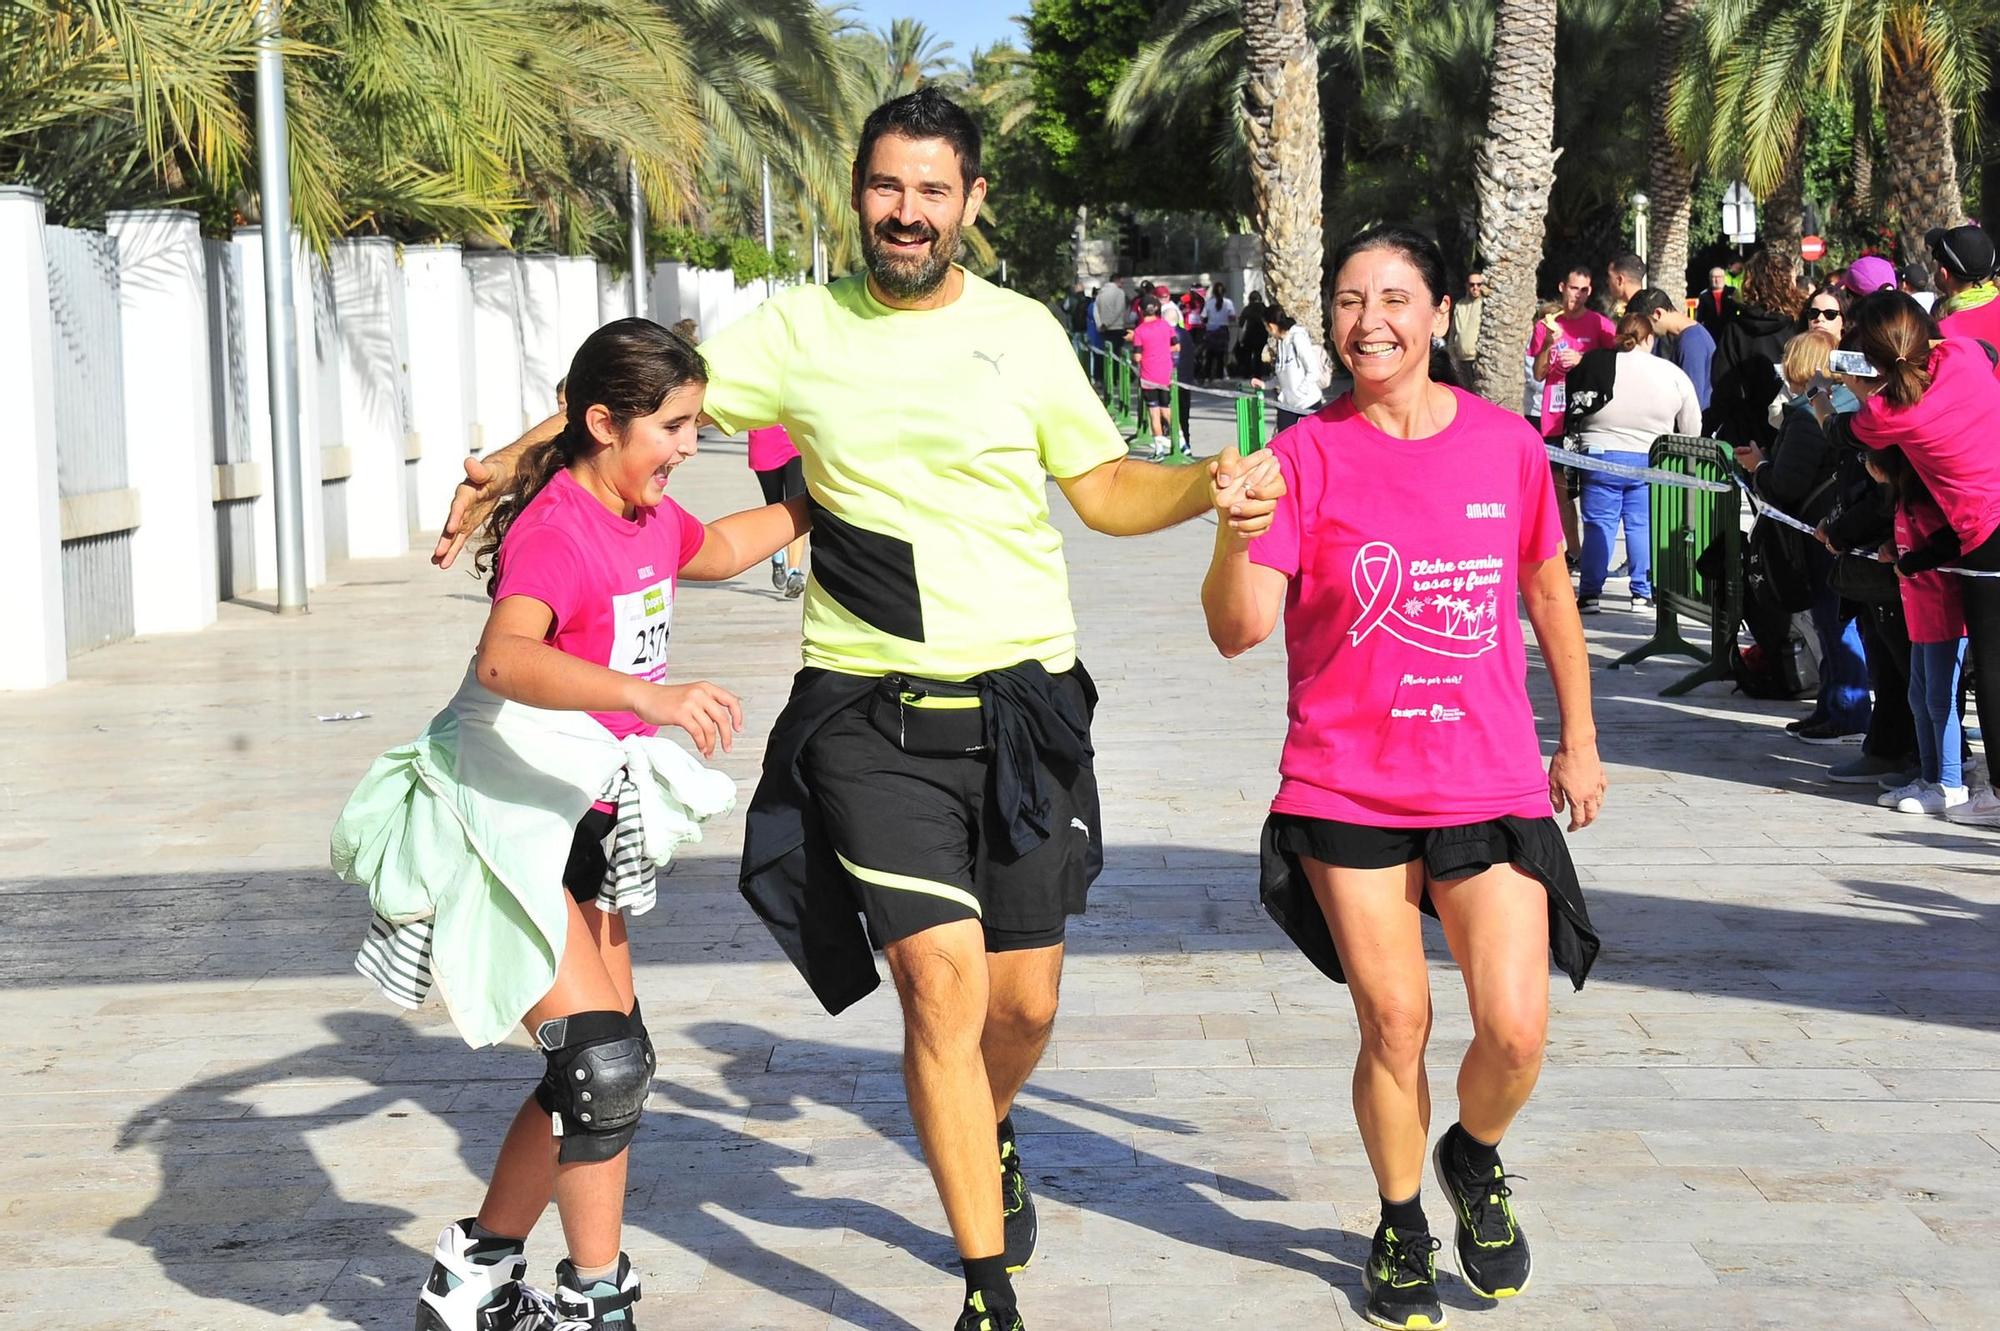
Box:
[1203,227,1605,1328]
[393,320,808,1327]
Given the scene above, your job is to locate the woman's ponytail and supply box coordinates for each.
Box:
[1848,290,1940,410]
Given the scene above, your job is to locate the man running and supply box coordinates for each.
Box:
[433,88,1282,1331]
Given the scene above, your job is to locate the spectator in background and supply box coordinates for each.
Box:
[1130,294,1182,461]
[1928,225,2000,346]
[1450,269,1486,383]
[1565,310,1701,613]
[1625,288,1715,413]
[1900,267,1939,314]
[1234,291,1270,378]
[1200,280,1237,379]
[1530,265,1617,556]
[1849,292,2000,826]
[1710,248,1804,449]
[1605,252,1646,315]
[1063,282,1091,355]
[1737,332,1871,744]
[1095,277,1130,357]
[1801,283,1850,343]
[1249,307,1325,432]
[671,317,699,344]
[1695,266,1739,332]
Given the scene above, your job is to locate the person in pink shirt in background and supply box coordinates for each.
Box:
[747,424,809,597]
[1203,226,1603,1331]
[1129,295,1182,460]
[1528,265,1616,557]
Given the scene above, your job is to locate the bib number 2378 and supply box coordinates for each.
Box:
[610,579,673,681]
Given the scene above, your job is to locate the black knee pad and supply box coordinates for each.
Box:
[533,1009,654,1163]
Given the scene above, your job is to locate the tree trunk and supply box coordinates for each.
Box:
[1240,0,1325,345]
[1984,56,2000,233]
[1471,0,1559,408]
[1761,131,1806,274]
[1849,123,1875,221]
[1646,0,1699,302]
[1879,35,1964,289]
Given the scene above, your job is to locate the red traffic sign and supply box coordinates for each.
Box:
[1800,234,1827,262]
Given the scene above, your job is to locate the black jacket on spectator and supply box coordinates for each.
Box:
[1710,307,1794,448]
[1821,413,1895,552]
[1752,402,1844,524]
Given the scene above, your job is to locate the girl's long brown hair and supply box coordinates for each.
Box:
[473,318,707,596]
[1740,248,1805,322]
[1847,290,1943,410]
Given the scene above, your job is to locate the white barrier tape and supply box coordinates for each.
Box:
[1545,446,1733,493]
[1739,479,2000,579]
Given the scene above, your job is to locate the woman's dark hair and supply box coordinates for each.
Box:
[1740,248,1805,321]
[853,87,982,192]
[1330,225,1450,306]
[1141,295,1161,317]
[473,318,708,595]
[1266,307,1298,331]
[1847,290,1943,409]
[1865,442,1938,512]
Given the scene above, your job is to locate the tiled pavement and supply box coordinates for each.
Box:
[3,411,1997,1330]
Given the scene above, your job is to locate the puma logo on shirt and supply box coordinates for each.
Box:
[972,350,1006,376]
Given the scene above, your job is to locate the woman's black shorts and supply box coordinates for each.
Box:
[754,456,806,506]
[561,806,616,905]
[1141,386,1172,409]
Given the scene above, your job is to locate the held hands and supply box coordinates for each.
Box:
[1548,741,1607,832]
[1209,449,1286,539]
[634,680,744,758]
[1732,443,1766,471]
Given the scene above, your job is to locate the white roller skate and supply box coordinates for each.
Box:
[413,1218,541,1331]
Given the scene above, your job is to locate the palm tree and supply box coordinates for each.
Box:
[1645,0,1699,300]
[1471,0,1559,407]
[1678,0,1994,286]
[1240,0,1325,342]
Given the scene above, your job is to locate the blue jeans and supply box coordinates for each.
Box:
[1908,638,1968,787]
[1803,543,1872,732]
[1578,452,1651,599]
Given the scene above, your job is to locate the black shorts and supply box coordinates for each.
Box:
[560,806,616,905]
[801,669,1101,952]
[754,456,806,506]
[1141,386,1171,408]
[1267,811,1542,873]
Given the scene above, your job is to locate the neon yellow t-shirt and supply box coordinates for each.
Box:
[701,269,1128,680]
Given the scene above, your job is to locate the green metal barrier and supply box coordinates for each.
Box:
[1608,434,1742,696]
[1235,394,1271,456]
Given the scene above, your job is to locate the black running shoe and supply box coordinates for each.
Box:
[998,1117,1037,1273]
[954,1289,1024,1331]
[545,1253,641,1329]
[1361,1225,1445,1330]
[1432,1127,1532,1299]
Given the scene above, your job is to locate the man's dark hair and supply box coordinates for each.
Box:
[1624,288,1673,320]
[853,88,982,192]
[1608,252,1646,285]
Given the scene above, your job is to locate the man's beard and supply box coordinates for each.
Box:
[861,216,961,300]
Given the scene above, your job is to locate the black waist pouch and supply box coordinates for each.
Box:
[868,673,987,756]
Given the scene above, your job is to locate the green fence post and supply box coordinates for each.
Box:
[1235,393,1270,455]
[1606,435,1742,695]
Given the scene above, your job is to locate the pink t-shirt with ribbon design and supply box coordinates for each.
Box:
[1248,389,1564,826]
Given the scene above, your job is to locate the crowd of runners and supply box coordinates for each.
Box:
[322,79,1998,1331]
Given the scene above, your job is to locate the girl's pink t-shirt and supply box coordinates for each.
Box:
[1895,497,1966,644]
[1130,318,1179,388]
[1247,389,1564,826]
[746,424,800,473]
[492,468,707,739]
[1527,311,1616,438]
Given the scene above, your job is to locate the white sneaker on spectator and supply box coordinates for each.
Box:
[1877,779,1928,808]
[1898,782,1969,815]
[1945,786,2000,826]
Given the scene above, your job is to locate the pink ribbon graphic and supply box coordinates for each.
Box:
[1346,541,1499,659]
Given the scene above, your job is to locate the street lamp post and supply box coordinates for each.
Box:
[256,0,307,615]
[628,163,647,320]
[761,158,776,297]
[1632,191,1651,266]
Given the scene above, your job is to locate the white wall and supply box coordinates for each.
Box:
[464,252,526,454]
[598,265,633,325]
[0,187,67,688]
[517,254,564,423]
[329,238,412,559]
[107,209,218,634]
[554,254,598,368]
[403,243,472,528]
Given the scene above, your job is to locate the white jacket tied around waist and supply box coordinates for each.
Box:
[330,663,736,1048]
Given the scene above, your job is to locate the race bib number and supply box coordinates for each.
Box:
[609,579,673,680]
[1545,381,1566,417]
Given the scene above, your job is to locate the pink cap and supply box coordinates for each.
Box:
[1845,255,1897,295]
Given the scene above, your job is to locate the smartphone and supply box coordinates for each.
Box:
[1828,349,1880,378]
